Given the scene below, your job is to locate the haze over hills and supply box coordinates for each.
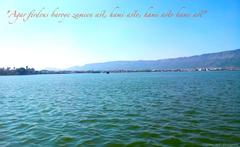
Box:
[67,49,240,71]
[43,67,62,71]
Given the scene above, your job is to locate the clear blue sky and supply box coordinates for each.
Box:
[0,0,239,69]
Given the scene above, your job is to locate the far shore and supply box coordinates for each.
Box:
[0,66,240,76]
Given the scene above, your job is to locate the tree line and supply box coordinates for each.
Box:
[0,66,36,75]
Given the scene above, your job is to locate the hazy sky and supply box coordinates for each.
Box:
[0,0,239,69]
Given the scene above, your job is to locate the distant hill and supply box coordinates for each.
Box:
[67,49,240,71]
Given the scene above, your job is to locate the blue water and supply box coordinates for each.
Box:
[0,72,240,146]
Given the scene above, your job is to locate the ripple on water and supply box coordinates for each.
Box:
[126,141,153,147]
[0,119,4,125]
[191,137,220,144]
[78,137,102,146]
[126,125,141,130]
[125,113,140,117]
[183,109,200,116]
[55,135,76,146]
[104,143,125,147]
[137,131,160,139]
[212,125,236,132]
[79,119,98,123]
[181,128,204,134]
[160,137,183,146]
[218,135,240,143]
[229,120,240,124]
[162,125,179,131]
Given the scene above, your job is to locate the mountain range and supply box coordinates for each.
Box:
[66,49,240,71]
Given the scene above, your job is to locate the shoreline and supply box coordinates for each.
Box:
[0,69,239,76]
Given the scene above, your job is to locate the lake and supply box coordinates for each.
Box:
[0,72,240,146]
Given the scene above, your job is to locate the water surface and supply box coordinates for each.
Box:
[0,72,240,146]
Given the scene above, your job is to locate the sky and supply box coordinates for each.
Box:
[0,0,239,69]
